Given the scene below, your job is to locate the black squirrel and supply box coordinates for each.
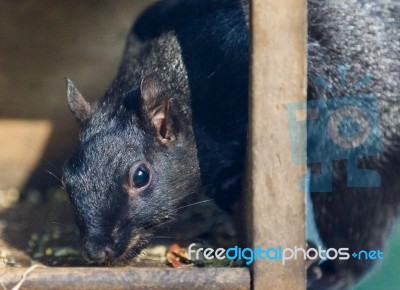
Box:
[63,0,399,289]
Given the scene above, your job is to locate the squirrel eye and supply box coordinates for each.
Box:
[131,165,150,188]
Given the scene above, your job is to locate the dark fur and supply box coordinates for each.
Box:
[63,0,399,289]
[64,0,248,264]
[307,1,399,289]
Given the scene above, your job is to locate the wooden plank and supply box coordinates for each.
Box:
[246,0,307,289]
[0,267,250,290]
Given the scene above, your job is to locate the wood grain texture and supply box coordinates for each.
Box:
[0,267,250,290]
[246,0,307,289]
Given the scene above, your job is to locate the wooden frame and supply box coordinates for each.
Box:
[245,0,307,289]
[0,0,307,289]
[0,268,249,290]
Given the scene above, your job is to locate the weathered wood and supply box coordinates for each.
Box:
[246,0,307,289]
[0,267,250,290]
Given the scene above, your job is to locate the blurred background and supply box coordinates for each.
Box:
[0,0,399,289]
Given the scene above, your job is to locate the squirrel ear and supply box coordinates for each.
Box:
[66,78,92,126]
[140,74,176,144]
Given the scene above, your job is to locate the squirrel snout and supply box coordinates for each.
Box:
[82,236,115,264]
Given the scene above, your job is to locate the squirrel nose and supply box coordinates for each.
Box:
[82,237,115,264]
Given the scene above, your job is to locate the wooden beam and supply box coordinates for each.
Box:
[246,0,307,289]
[0,267,250,290]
